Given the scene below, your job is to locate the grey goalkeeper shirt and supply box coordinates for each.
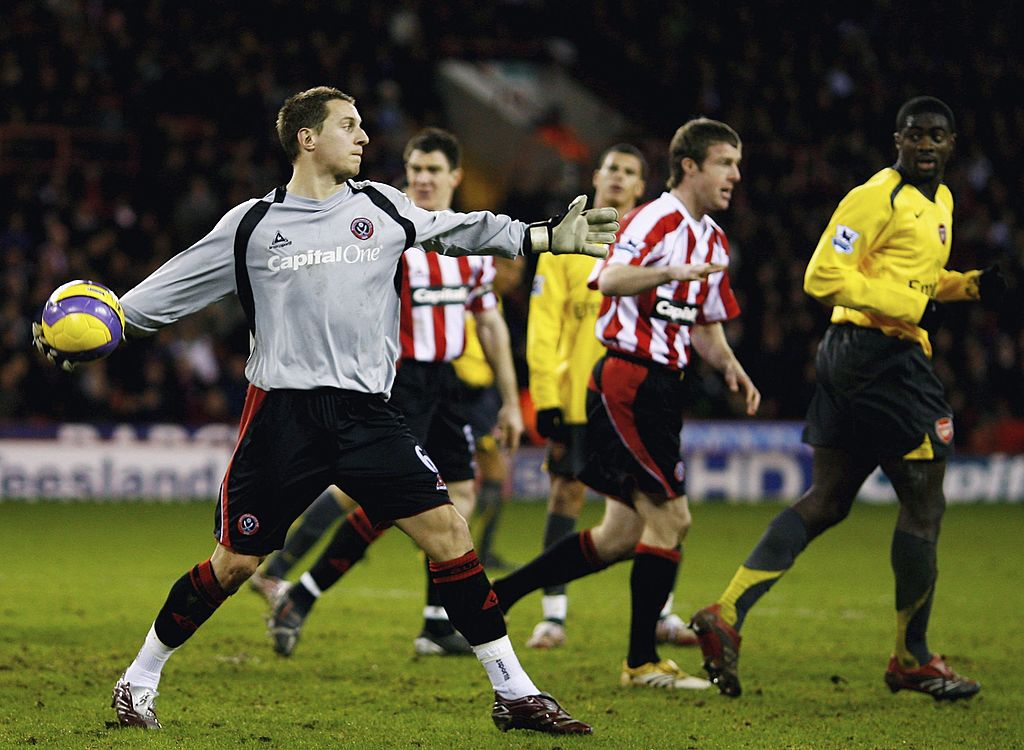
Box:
[120,180,525,395]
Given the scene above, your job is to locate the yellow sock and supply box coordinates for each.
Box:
[894,588,932,667]
[718,566,785,626]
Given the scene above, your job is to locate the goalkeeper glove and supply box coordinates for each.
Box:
[535,407,566,441]
[917,300,945,335]
[527,195,619,258]
[31,321,77,372]
[978,264,1008,310]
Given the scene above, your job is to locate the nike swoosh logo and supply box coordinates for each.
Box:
[914,210,924,218]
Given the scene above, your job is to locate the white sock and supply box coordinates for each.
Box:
[473,635,539,699]
[423,605,449,621]
[123,625,176,691]
[299,572,322,598]
[659,592,675,620]
[541,594,568,622]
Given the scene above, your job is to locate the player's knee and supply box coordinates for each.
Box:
[448,482,476,518]
[897,494,945,538]
[649,497,691,545]
[794,489,851,534]
[591,522,641,561]
[549,478,585,517]
[211,551,260,592]
[892,461,947,536]
[667,500,692,533]
[410,504,473,560]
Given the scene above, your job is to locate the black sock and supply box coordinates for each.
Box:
[891,528,937,666]
[627,546,679,668]
[307,507,387,594]
[153,560,229,648]
[492,530,607,613]
[658,544,682,617]
[743,506,809,570]
[265,490,345,579]
[475,479,504,560]
[287,578,318,617]
[733,507,809,629]
[424,556,455,636]
[429,551,506,646]
[541,512,577,597]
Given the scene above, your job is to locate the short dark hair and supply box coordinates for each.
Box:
[895,96,956,133]
[276,86,355,163]
[403,127,461,170]
[666,118,741,189]
[598,142,648,180]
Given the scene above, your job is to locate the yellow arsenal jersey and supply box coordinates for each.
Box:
[526,253,606,424]
[804,167,981,357]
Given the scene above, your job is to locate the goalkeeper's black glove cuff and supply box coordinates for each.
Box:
[525,217,558,255]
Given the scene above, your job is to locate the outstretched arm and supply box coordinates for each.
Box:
[597,262,725,297]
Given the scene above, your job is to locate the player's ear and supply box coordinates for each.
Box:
[451,167,464,189]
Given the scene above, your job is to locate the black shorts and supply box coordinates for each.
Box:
[458,383,501,444]
[545,424,588,479]
[577,352,688,504]
[803,325,954,460]
[390,360,475,482]
[215,386,452,555]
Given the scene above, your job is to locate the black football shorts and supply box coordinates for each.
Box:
[457,382,502,444]
[545,424,588,479]
[803,324,954,460]
[390,360,475,483]
[215,385,452,555]
[577,352,688,504]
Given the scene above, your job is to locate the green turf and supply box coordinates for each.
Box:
[0,500,1021,749]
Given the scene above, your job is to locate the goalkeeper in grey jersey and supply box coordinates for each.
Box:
[47,86,617,736]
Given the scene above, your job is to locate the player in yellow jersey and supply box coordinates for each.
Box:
[691,96,1006,701]
[524,144,697,649]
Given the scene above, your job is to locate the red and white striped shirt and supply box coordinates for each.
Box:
[399,248,497,362]
[588,192,739,370]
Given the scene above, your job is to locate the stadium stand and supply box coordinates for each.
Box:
[1,0,1021,451]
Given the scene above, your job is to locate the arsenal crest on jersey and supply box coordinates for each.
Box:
[938,224,947,243]
[934,416,954,444]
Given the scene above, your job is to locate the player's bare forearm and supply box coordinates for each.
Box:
[691,323,760,415]
[475,308,522,446]
[689,323,734,371]
[597,263,724,297]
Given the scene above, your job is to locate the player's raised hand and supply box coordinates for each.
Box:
[528,195,619,258]
[667,263,726,282]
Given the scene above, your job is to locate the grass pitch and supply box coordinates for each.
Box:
[0,500,1021,749]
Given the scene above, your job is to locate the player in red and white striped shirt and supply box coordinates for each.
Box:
[494,119,760,691]
[590,190,740,369]
[399,235,497,362]
[265,128,525,658]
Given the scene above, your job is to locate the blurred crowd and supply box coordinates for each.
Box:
[1,0,1021,452]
